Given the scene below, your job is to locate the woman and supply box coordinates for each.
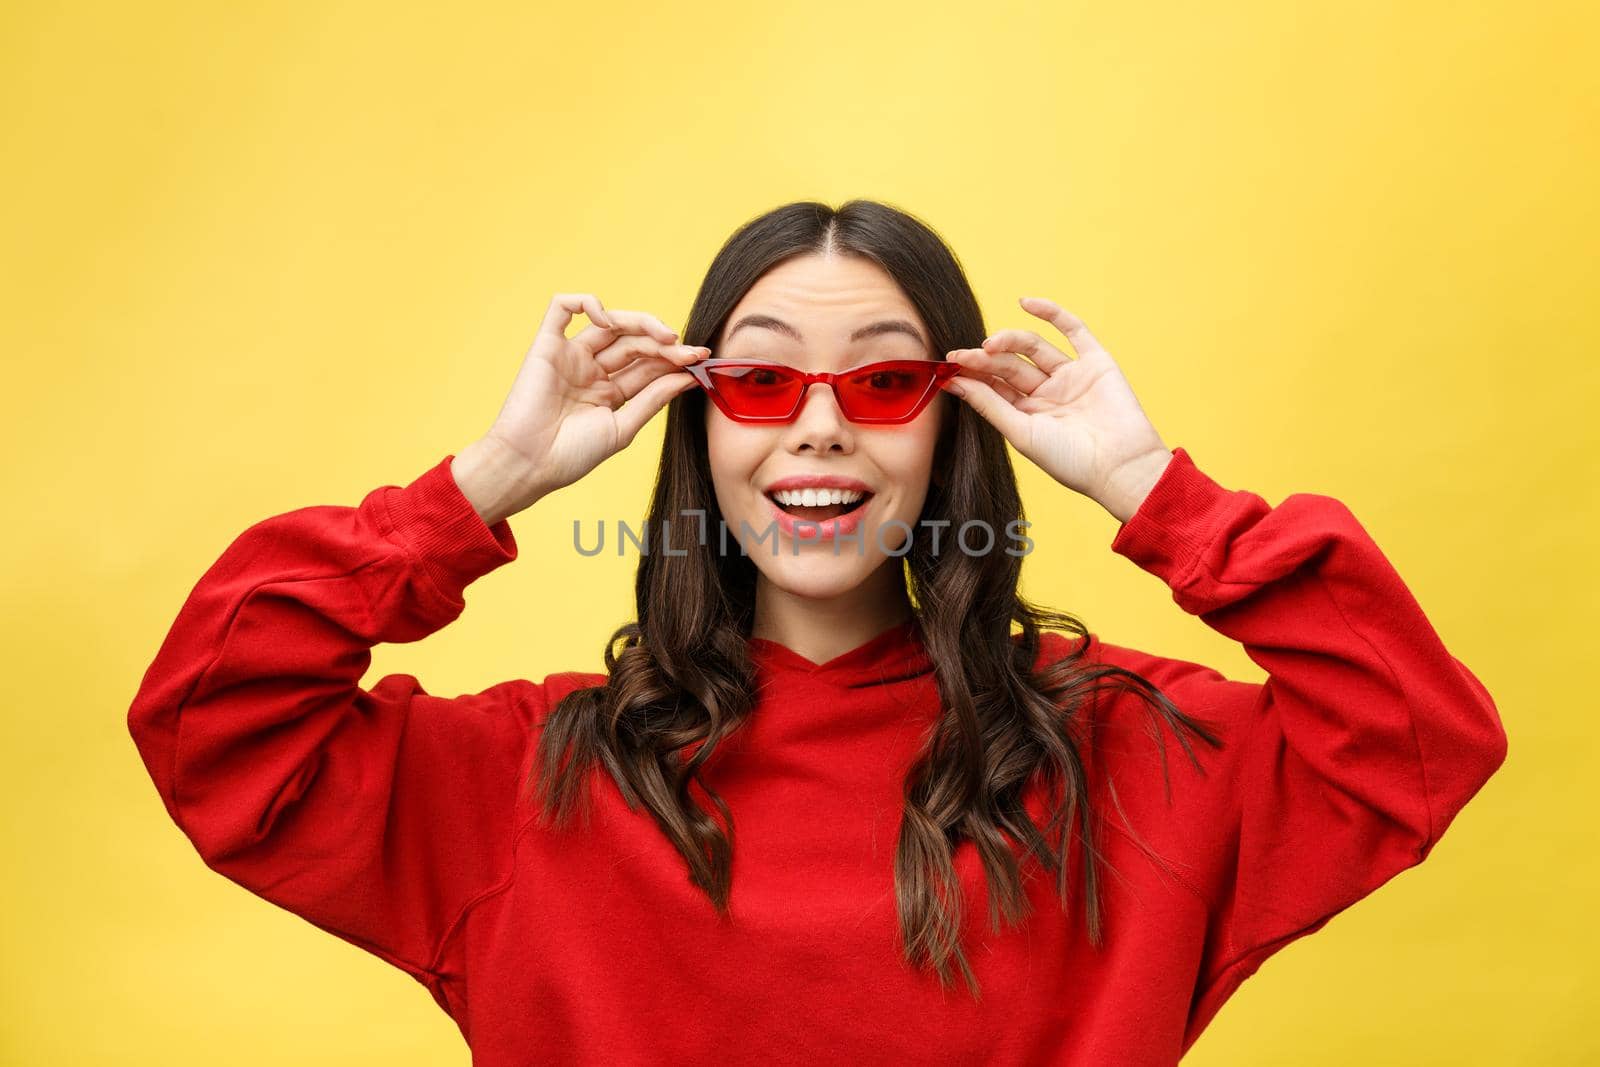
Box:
[127,200,1508,1065]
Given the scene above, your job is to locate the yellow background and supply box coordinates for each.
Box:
[3,1,1594,1063]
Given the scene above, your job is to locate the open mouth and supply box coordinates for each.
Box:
[765,488,874,523]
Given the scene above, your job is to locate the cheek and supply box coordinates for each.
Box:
[704,416,731,481]
[871,433,939,522]
[705,418,768,508]
[706,409,744,470]
[898,416,944,486]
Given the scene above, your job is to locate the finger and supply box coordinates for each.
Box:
[948,347,1050,394]
[568,309,683,355]
[610,351,691,399]
[567,323,619,355]
[595,308,681,345]
[1019,297,1107,358]
[990,376,1027,405]
[980,328,1071,375]
[614,371,699,446]
[539,292,614,339]
[596,337,708,374]
[946,361,1027,405]
[941,374,1031,444]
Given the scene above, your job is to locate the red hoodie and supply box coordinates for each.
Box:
[126,446,1507,1065]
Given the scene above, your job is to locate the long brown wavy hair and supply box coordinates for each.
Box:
[522,199,1224,997]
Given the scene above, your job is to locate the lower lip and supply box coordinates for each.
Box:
[765,494,872,541]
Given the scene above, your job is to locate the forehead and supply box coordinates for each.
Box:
[717,253,928,348]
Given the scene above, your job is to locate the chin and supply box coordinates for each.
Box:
[754,556,881,601]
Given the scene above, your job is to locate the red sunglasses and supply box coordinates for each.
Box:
[684,358,960,425]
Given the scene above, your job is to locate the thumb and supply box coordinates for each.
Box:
[615,372,698,446]
[945,376,1031,446]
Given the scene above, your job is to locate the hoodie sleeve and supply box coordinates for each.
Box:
[126,454,536,990]
[1101,447,1509,1052]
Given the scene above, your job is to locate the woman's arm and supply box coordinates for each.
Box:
[1102,447,1508,1051]
[126,454,535,989]
[126,294,705,996]
[944,298,1504,1049]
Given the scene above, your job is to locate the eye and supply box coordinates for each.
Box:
[866,369,917,391]
[739,364,796,390]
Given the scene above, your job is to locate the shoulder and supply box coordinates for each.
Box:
[524,669,610,722]
[1026,627,1099,667]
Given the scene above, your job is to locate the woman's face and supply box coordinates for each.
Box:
[704,252,949,603]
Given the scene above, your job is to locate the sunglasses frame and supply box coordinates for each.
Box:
[684,357,960,425]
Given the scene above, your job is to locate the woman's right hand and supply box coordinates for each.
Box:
[454,293,709,525]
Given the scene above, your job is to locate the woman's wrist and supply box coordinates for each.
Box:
[452,436,547,527]
[1098,448,1174,526]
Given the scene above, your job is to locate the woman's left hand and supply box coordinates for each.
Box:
[942,297,1174,524]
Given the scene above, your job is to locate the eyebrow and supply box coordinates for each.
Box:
[723,313,928,349]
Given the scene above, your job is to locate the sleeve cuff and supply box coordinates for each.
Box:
[380,454,519,604]
[1108,446,1237,589]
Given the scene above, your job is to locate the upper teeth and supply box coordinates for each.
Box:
[771,487,866,507]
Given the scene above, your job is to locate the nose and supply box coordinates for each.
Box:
[783,382,853,453]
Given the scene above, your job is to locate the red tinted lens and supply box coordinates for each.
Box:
[835,362,937,421]
[705,363,805,418]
